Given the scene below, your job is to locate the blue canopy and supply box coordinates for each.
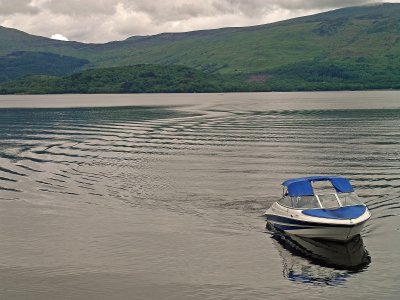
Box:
[282,176,353,197]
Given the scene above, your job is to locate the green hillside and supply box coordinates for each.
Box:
[1,3,400,92]
[100,3,400,75]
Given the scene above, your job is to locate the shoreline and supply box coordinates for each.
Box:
[1,91,400,110]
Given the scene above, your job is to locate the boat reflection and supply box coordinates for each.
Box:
[267,223,371,285]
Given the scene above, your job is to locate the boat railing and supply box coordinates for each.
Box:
[277,192,363,210]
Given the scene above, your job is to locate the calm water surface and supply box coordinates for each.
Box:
[0,92,399,299]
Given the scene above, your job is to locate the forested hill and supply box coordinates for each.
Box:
[0,65,244,94]
[1,3,400,93]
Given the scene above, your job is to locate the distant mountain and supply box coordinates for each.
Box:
[1,3,400,92]
[0,26,90,56]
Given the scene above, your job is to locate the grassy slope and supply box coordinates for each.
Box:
[84,3,400,74]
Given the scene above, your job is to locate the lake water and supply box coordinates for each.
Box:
[0,92,399,300]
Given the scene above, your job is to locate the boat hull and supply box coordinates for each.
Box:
[265,203,370,242]
[267,219,367,241]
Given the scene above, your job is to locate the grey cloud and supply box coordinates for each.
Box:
[0,0,39,15]
[219,0,376,16]
[42,0,117,16]
[268,0,375,10]
[122,1,219,22]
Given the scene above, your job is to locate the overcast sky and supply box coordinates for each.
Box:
[0,0,397,43]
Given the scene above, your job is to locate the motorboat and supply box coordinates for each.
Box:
[265,176,370,242]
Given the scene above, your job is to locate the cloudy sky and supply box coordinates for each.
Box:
[0,0,398,43]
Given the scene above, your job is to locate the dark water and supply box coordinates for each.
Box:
[0,92,399,300]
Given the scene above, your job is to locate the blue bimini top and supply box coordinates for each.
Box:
[282,176,354,197]
[302,205,366,220]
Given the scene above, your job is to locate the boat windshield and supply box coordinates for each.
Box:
[338,192,363,206]
[278,196,320,209]
[278,192,363,209]
[317,193,340,209]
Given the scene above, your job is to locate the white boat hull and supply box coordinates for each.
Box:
[265,202,370,242]
[268,220,366,241]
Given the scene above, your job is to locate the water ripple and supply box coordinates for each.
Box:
[0,103,399,227]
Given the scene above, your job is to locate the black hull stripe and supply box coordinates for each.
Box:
[274,224,315,231]
[265,214,366,228]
